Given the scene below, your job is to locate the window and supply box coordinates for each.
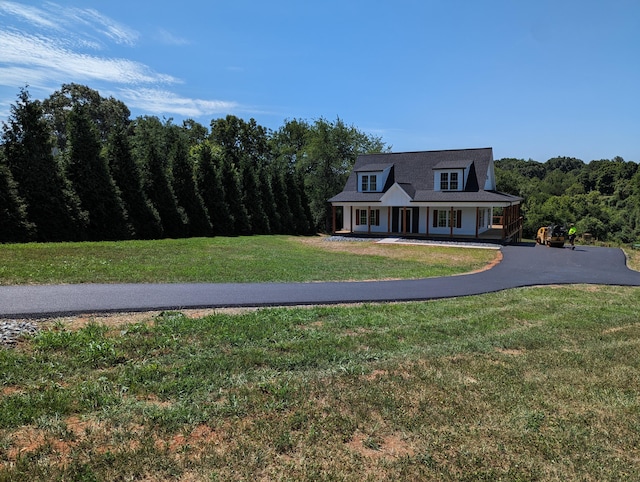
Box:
[360,174,377,192]
[433,209,463,229]
[452,209,459,228]
[440,173,449,191]
[439,171,460,190]
[359,209,368,225]
[369,209,379,226]
[355,209,380,226]
[449,172,458,190]
[438,210,448,228]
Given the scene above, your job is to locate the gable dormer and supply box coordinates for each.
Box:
[355,164,393,193]
[433,160,473,192]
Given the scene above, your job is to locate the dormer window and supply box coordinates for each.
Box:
[360,174,378,192]
[355,164,392,193]
[439,171,460,191]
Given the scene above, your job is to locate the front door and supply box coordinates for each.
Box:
[392,207,419,234]
[402,208,412,234]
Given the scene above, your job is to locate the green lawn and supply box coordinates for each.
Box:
[1,286,639,480]
[0,235,497,285]
[1,236,639,480]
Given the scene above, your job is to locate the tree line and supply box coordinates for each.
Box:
[0,84,387,243]
[3,83,637,245]
[495,156,640,243]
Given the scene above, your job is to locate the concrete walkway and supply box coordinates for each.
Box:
[1,243,639,318]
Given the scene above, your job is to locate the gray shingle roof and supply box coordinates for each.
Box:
[433,159,474,170]
[328,147,522,204]
[354,163,393,172]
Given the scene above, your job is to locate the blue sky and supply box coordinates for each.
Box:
[1,0,638,163]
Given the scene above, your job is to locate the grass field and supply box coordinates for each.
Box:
[0,236,497,285]
[1,237,639,481]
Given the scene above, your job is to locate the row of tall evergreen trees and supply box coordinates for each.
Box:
[0,84,387,243]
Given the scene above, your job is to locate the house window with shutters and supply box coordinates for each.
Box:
[452,209,460,228]
[359,209,367,225]
[437,209,448,228]
[369,209,379,226]
[433,209,463,229]
[355,209,380,226]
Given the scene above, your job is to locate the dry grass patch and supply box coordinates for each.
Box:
[300,237,500,271]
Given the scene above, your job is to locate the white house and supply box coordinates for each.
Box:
[328,147,523,242]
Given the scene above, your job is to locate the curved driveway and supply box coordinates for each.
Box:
[1,243,639,318]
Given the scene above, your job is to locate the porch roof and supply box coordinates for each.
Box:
[329,189,521,204]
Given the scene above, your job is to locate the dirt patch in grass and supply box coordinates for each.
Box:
[495,347,525,356]
[27,308,257,332]
[2,415,223,471]
[0,386,23,397]
[346,431,415,460]
[24,304,370,334]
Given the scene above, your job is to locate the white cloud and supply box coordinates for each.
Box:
[120,88,238,117]
[0,1,59,30]
[0,1,240,120]
[0,1,140,46]
[0,30,177,86]
[156,28,190,46]
[60,6,140,46]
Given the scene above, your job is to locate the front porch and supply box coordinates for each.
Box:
[331,206,523,244]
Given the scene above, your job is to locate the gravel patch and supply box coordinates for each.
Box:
[0,320,39,347]
[324,235,501,249]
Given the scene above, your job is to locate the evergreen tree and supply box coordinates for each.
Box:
[66,104,131,240]
[195,143,233,236]
[0,153,35,242]
[132,117,188,238]
[270,168,293,234]
[259,167,280,234]
[241,163,270,234]
[105,126,163,239]
[168,125,212,237]
[2,88,87,241]
[220,157,250,235]
[286,170,313,235]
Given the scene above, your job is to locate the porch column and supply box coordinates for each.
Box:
[402,207,407,234]
[332,206,336,234]
[350,206,353,233]
[426,207,430,236]
[387,208,391,234]
[367,206,371,234]
[475,207,479,238]
[449,206,454,238]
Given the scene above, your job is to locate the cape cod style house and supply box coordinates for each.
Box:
[328,147,523,243]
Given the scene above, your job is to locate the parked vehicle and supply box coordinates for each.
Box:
[536,224,566,247]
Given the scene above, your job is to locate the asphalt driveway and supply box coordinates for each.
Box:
[1,243,639,318]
